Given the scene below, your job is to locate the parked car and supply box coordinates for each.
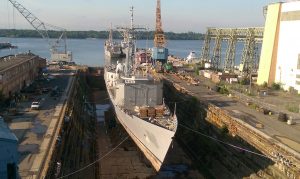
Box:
[31,102,40,110]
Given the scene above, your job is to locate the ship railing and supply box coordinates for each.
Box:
[118,104,177,131]
[137,114,176,131]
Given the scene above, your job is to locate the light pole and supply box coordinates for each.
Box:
[278,66,282,84]
[249,72,252,95]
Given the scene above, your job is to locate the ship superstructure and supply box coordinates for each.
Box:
[104,25,125,58]
[104,7,177,171]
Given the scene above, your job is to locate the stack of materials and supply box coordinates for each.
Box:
[148,107,156,117]
[155,106,164,117]
[140,107,148,118]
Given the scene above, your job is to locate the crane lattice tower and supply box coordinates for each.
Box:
[154,0,166,47]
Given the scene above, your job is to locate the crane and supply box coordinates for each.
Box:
[154,0,166,47]
[152,0,168,64]
[8,0,72,62]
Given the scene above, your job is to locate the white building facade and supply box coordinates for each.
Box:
[257,1,300,92]
[276,2,300,91]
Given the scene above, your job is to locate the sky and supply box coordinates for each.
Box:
[0,0,282,33]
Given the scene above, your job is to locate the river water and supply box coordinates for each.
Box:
[0,37,246,66]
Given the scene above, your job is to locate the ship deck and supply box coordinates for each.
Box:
[107,86,177,132]
[105,65,177,132]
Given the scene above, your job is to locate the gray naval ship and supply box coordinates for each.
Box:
[104,25,125,58]
[104,7,177,171]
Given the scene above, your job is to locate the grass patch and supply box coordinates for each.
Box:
[217,84,229,95]
[271,82,281,90]
[286,104,299,113]
[194,66,199,75]
[249,103,258,109]
[262,82,268,88]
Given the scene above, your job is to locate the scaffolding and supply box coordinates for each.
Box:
[200,27,264,75]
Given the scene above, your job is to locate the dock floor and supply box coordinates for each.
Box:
[93,71,203,179]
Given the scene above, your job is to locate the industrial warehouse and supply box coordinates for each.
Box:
[0,53,46,97]
[258,2,300,92]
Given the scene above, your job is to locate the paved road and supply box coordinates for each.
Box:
[164,73,300,153]
[7,72,72,178]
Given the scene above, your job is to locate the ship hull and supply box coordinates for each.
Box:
[104,71,175,171]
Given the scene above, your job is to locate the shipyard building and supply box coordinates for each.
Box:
[258,1,300,92]
[0,117,18,179]
[0,53,46,97]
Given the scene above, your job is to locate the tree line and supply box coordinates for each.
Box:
[0,29,204,40]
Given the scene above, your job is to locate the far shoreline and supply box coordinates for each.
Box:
[0,29,205,41]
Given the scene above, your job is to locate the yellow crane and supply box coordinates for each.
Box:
[154,0,166,47]
[152,0,168,63]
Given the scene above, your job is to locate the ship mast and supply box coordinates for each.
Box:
[108,23,113,44]
[129,6,135,55]
[130,6,134,31]
[117,6,146,76]
[124,6,135,76]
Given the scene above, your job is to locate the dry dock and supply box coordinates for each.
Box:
[11,66,300,178]
[40,68,202,179]
[90,70,156,179]
[92,68,202,179]
[48,68,299,178]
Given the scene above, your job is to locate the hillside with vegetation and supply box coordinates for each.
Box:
[0,29,204,40]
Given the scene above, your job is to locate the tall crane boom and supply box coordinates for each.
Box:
[154,0,166,47]
[8,0,72,62]
[156,0,163,32]
[152,0,168,64]
[8,0,50,40]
